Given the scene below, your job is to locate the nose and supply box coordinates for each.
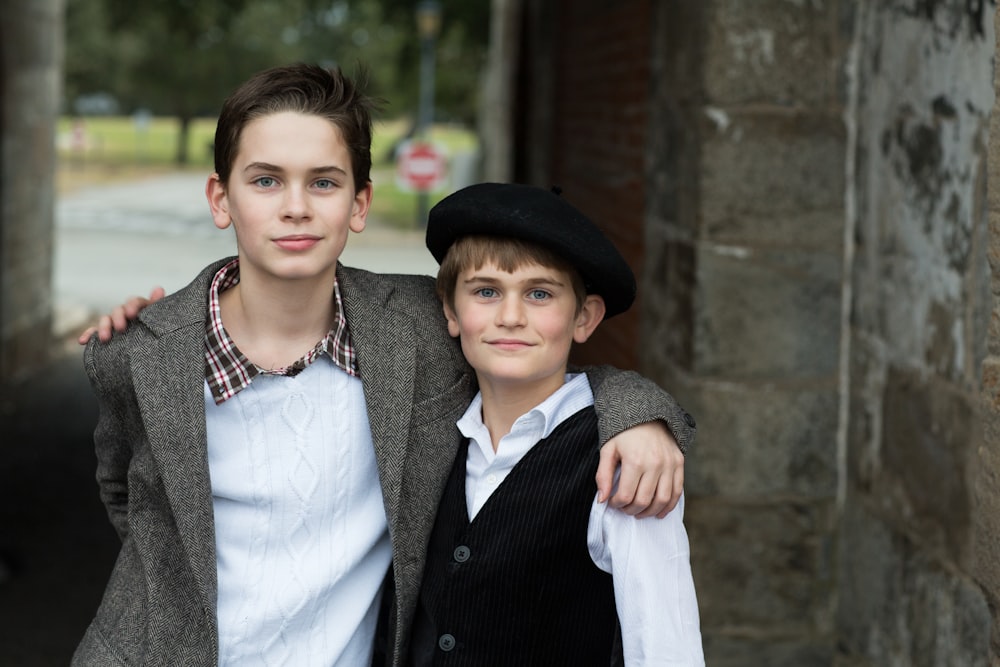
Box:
[281,184,311,222]
[496,295,526,328]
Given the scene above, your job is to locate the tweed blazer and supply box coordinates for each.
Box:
[72,258,695,667]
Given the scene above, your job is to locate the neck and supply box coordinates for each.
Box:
[220,267,337,370]
[477,373,566,452]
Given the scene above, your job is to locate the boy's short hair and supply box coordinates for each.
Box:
[435,235,588,313]
[213,63,380,189]
[427,183,636,318]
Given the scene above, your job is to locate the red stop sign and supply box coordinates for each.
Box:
[396,141,448,193]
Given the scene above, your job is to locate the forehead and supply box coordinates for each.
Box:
[236,111,347,163]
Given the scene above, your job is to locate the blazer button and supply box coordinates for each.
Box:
[453,545,471,563]
[683,412,696,428]
[438,634,456,652]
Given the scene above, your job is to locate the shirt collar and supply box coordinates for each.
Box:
[204,258,357,404]
[456,373,594,446]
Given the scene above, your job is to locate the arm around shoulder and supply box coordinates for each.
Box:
[84,335,136,541]
[585,365,695,454]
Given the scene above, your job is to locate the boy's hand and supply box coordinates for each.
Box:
[77,287,166,344]
[596,421,684,519]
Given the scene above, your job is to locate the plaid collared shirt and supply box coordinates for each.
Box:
[204,258,358,404]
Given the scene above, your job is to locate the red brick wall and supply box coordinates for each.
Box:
[538,0,652,370]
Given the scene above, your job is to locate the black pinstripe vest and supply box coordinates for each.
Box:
[408,406,620,666]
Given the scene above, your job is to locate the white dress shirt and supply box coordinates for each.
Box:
[457,373,705,666]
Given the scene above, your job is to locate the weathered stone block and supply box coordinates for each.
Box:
[702,0,845,106]
[837,496,991,667]
[641,238,696,373]
[699,111,847,250]
[686,496,835,630]
[693,245,841,379]
[880,368,978,559]
[705,635,834,667]
[682,380,839,498]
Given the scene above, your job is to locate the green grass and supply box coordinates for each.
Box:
[57,116,218,168]
[57,115,479,229]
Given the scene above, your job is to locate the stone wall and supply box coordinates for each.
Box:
[643,1,850,663]
[515,0,997,664]
[0,0,63,382]
[841,2,993,664]
[978,3,1000,664]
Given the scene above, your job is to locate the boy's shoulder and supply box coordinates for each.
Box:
[337,265,438,308]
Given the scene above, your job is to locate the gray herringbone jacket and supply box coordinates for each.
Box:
[72,258,694,667]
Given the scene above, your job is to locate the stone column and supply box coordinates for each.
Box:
[979,6,1000,665]
[644,2,851,663]
[0,0,64,382]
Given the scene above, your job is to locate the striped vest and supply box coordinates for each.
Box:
[408,407,620,666]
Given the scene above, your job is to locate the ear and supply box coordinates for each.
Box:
[573,295,606,344]
[443,301,461,338]
[206,174,231,230]
[350,181,373,233]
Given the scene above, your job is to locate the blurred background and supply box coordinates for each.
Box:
[4,1,1000,666]
[58,0,484,228]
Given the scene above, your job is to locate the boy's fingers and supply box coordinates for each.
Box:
[594,443,619,503]
[608,464,644,515]
[655,466,685,519]
[77,326,98,345]
[96,315,115,343]
[110,306,129,333]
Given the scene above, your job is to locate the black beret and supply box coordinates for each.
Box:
[426,182,636,318]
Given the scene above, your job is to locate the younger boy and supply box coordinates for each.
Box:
[74,65,696,667]
[409,183,704,665]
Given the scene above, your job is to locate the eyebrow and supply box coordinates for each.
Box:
[243,162,348,176]
[463,275,566,288]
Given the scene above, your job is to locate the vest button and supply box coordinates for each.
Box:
[438,633,456,652]
[453,545,471,563]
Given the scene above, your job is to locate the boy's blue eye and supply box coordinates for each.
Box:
[314,178,335,189]
[528,289,550,300]
[254,176,276,188]
[477,287,498,298]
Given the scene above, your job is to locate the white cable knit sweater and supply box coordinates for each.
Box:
[204,359,390,666]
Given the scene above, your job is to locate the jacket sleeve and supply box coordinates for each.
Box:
[583,365,696,455]
[84,336,135,541]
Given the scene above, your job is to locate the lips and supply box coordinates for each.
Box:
[488,339,534,351]
[274,235,321,251]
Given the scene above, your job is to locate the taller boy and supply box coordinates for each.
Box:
[74,64,695,667]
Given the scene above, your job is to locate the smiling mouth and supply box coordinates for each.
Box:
[274,236,321,251]
[488,339,533,350]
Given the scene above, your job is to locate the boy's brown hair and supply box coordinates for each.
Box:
[213,63,380,189]
[436,235,587,313]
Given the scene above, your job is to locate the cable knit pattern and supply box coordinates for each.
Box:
[207,359,390,667]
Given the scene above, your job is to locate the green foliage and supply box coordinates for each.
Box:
[64,0,490,137]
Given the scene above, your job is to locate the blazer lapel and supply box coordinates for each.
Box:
[129,261,225,622]
[338,265,416,530]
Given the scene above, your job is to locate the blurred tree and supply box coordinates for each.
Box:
[102,0,253,164]
[373,0,490,126]
[63,0,489,163]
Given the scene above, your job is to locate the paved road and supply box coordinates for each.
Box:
[0,172,442,664]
